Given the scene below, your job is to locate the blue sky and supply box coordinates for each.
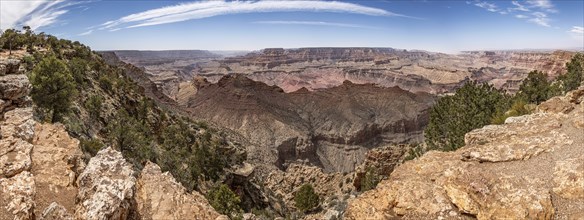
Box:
[1,0,583,53]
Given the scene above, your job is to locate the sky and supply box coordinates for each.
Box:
[0,0,583,53]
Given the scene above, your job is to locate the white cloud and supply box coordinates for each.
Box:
[474,1,499,12]
[515,14,528,19]
[569,26,584,35]
[526,0,557,13]
[510,1,529,12]
[528,12,550,27]
[254,20,380,29]
[98,0,412,31]
[0,0,76,31]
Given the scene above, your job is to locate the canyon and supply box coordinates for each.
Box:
[115,48,574,100]
[111,48,575,174]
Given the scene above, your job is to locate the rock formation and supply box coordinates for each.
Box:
[344,86,584,219]
[186,74,435,173]
[113,48,574,102]
[74,147,136,220]
[135,161,226,220]
[191,48,574,94]
[0,58,35,220]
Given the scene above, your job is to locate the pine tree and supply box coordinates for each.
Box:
[30,56,76,123]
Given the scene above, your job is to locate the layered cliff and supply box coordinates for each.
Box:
[185,74,434,173]
[344,86,584,219]
[191,48,575,94]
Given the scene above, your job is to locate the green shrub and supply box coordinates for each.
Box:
[208,184,243,219]
[68,58,89,88]
[491,97,530,125]
[84,95,103,120]
[424,81,508,151]
[294,184,319,212]
[557,53,584,92]
[80,138,104,157]
[518,70,556,104]
[359,167,381,192]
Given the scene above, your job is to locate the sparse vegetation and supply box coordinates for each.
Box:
[359,167,381,192]
[208,184,243,219]
[294,184,320,212]
[3,27,239,196]
[424,81,509,151]
[557,53,584,92]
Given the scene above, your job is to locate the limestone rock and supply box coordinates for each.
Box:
[0,171,35,220]
[345,87,584,219]
[75,147,136,220]
[553,156,584,199]
[0,138,32,178]
[0,108,35,178]
[0,75,31,101]
[461,113,572,162]
[1,107,35,142]
[40,202,73,220]
[135,161,225,220]
[0,59,21,76]
[31,123,85,217]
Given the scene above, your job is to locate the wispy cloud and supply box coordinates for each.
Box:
[515,14,528,19]
[78,29,93,36]
[254,20,380,29]
[97,0,413,31]
[474,1,499,12]
[526,0,557,13]
[0,0,81,31]
[510,1,530,12]
[569,26,584,35]
[528,11,550,27]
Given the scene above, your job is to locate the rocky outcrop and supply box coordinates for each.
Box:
[0,171,35,220]
[0,58,36,220]
[74,147,136,220]
[263,164,354,219]
[352,144,413,191]
[0,59,30,114]
[135,161,226,220]
[344,86,584,219]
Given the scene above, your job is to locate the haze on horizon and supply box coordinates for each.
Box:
[1,0,583,53]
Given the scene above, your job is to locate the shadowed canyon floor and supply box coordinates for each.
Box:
[185,74,435,173]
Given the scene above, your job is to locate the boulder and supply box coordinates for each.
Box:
[0,59,21,76]
[1,107,35,142]
[0,75,31,102]
[74,147,135,220]
[135,161,226,220]
[0,171,35,220]
[0,138,32,178]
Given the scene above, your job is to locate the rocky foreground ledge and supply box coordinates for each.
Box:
[0,59,227,220]
[344,86,584,219]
